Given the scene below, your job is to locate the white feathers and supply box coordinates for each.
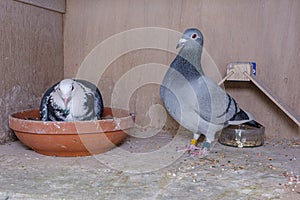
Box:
[40,79,103,121]
[57,79,74,104]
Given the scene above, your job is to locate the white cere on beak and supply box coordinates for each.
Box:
[58,79,74,106]
[176,38,187,49]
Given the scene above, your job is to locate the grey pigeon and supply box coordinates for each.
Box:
[160,28,257,156]
[40,79,104,121]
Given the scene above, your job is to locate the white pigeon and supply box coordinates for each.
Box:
[160,28,259,156]
[40,79,104,121]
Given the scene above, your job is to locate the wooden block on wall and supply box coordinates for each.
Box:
[226,62,253,81]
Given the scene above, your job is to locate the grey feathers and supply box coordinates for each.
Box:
[160,28,254,141]
[40,79,104,121]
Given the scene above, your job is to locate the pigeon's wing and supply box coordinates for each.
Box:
[91,87,104,119]
[193,76,241,124]
[76,79,104,119]
[160,72,224,134]
[201,77,255,124]
[40,95,50,121]
[160,65,249,129]
[40,82,59,121]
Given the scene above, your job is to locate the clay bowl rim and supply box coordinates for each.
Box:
[9,107,135,135]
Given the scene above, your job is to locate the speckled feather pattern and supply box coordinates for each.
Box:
[40,79,103,121]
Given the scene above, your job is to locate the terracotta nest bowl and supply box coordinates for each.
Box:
[9,107,135,157]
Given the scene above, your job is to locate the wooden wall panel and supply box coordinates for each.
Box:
[64,0,300,138]
[0,0,64,143]
[14,0,65,13]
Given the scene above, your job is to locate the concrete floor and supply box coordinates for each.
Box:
[0,129,300,200]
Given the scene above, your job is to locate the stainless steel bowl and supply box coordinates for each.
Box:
[218,123,265,148]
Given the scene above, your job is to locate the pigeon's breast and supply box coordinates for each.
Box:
[161,70,202,130]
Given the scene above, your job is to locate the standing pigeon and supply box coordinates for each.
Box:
[160,28,258,156]
[40,79,104,121]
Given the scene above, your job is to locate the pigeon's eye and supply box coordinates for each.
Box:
[191,33,197,39]
[71,85,74,91]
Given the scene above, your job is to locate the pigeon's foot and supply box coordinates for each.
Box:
[178,144,209,157]
[187,139,201,156]
[177,144,201,156]
[199,142,211,157]
[186,144,201,156]
[200,147,209,157]
[177,140,211,157]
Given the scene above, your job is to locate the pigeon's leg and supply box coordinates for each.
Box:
[201,141,211,157]
[182,133,201,155]
[200,132,216,157]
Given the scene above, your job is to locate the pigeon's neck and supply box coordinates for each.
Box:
[179,47,204,75]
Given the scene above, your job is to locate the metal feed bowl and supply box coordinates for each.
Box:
[218,123,265,148]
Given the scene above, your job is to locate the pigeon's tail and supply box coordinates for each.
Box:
[227,109,255,126]
[227,109,262,128]
[243,120,262,128]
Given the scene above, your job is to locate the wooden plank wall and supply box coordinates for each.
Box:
[14,0,66,13]
[0,0,64,143]
[64,0,300,139]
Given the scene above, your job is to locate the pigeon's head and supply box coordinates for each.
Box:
[57,79,75,106]
[176,28,203,49]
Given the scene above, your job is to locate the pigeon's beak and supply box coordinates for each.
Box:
[176,38,187,49]
[62,97,71,107]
